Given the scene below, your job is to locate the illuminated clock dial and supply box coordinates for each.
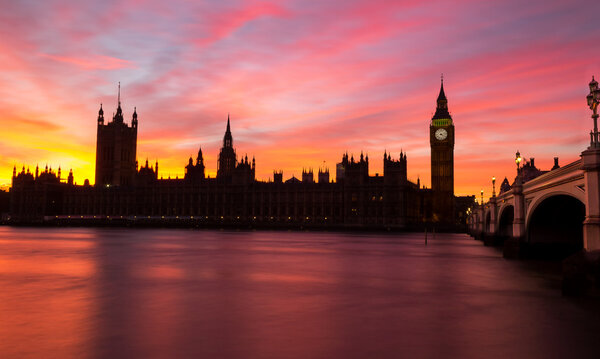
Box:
[435,128,448,141]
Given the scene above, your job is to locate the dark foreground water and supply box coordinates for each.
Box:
[0,227,599,359]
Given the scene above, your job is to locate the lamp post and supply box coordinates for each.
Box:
[582,77,600,250]
[515,151,522,171]
[480,189,484,206]
[492,176,496,197]
[587,76,600,148]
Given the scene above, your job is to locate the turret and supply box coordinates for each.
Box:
[68,169,74,185]
[197,147,203,165]
[318,168,330,183]
[383,150,408,184]
[302,168,314,184]
[98,103,104,125]
[132,107,138,128]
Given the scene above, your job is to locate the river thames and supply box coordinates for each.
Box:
[0,227,599,358]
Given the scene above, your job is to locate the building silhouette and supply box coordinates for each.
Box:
[95,83,137,187]
[9,81,473,229]
[430,78,455,221]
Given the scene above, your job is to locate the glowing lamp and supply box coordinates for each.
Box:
[589,76,599,92]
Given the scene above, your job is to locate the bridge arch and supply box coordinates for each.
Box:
[526,193,585,258]
[526,187,585,223]
[497,204,514,238]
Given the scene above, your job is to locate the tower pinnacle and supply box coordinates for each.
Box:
[113,82,124,123]
[437,78,447,103]
[223,114,233,148]
[432,77,451,122]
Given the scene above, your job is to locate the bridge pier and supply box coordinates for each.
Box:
[483,197,500,246]
[504,175,525,258]
[476,204,485,241]
[582,148,600,251]
[488,197,497,234]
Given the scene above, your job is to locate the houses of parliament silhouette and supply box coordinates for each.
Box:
[9,81,473,229]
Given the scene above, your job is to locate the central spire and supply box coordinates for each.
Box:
[223,113,233,148]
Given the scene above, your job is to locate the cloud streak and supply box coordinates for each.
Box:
[39,53,136,70]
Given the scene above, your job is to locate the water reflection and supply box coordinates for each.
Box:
[0,227,599,358]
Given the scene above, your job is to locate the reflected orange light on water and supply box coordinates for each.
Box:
[2,228,600,358]
[0,235,97,358]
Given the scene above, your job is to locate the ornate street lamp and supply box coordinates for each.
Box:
[515,150,522,171]
[587,76,600,147]
[492,176,496,197]
[480,189,484,205]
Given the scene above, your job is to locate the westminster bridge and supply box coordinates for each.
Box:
[467,77,600,256]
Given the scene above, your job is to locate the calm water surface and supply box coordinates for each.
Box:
[0,227,599,359]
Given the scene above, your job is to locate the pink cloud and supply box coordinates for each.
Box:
[39,53,135,70]
[187,2,290,47]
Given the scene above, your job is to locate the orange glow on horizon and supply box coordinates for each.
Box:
[0,0,595,197]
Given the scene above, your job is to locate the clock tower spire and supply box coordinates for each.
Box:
[430,76,455,223]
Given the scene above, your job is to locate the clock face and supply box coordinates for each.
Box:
[435,128,448,141]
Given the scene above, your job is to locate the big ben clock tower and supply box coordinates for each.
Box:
[430,77,455,222]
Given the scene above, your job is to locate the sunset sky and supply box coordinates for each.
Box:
[0,0,598,196]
